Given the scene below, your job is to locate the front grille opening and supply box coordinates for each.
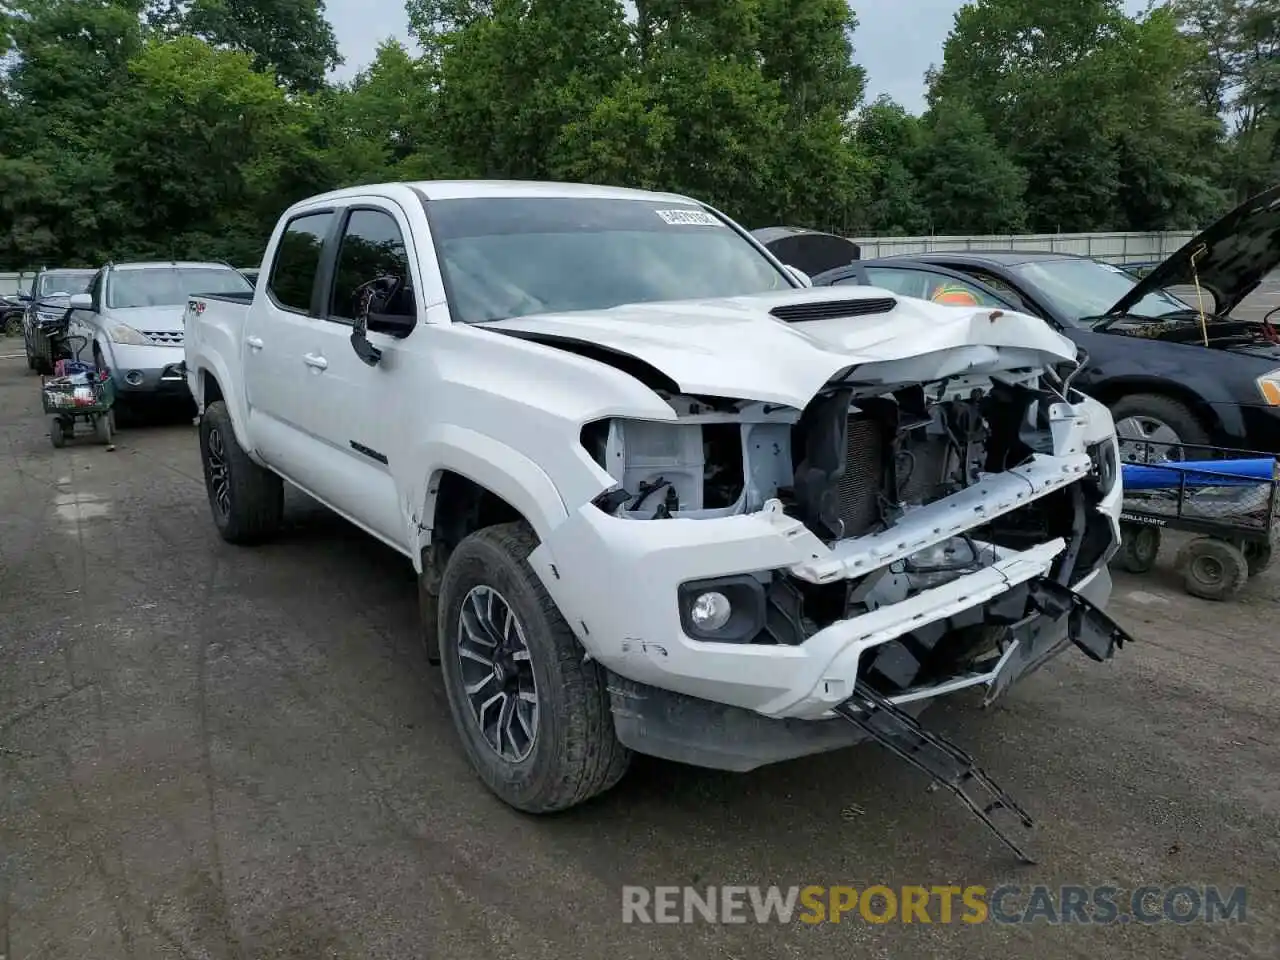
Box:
[770,297,896,323]
[750,574,849,645]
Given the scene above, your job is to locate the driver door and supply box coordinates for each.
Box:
[295,201,422,550]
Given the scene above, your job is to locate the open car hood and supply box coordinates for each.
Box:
[1107,182,1280,317]
[482,288,1078,409]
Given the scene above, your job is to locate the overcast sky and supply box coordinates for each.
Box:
[323,0,1150,115]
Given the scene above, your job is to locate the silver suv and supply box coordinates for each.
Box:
[68,262,253,402]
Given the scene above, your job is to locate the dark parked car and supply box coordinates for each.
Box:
[756,183,1280,461]
[22,267,97,373]
[1,292,25,336]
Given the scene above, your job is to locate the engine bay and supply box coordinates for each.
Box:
[581,370,1063,536]
[581,368,1117,693]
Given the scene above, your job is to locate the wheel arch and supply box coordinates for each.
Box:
[410,427,571,576]
[192,360,254,453]
[1084,376,1232,440]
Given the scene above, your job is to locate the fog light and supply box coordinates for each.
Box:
[125,370,144,386]
[689,591,732,631]
[677,575,767,643]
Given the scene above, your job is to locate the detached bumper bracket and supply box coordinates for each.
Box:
[1027,576,1132,662]
[835,682,1037,864]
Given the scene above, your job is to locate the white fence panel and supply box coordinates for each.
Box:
[850,231,1197,264]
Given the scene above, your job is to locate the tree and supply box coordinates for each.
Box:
[913,101,1027,234]
[852,96,930,236]
[100,35,319,262]
[150,0,343,92]
[1171,0,1280,201]
[927,0,1227,231]
[0,0,148,264]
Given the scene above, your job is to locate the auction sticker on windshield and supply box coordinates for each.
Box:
[655,209,722,226]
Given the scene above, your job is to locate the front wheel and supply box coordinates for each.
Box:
[93,412,113,445]
[1110,394,1211,464]
[198,401,283,544]
[49,416,67,448]
[438,522,631,812]
[1114,522,1160,574]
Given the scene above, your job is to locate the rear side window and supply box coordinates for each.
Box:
[268,212,333,313]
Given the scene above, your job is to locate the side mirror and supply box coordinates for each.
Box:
[17,293,31,301]
[350,275,415,367]
[785,265,813,287]
[69,293,92,310]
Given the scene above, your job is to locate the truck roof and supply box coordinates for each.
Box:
[298,180,702,207]
[109,261,235,271]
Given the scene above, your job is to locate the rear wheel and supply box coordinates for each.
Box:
[438,522,631,812]
[198,400,283,544]
[1177,536,1248,601]
[49,416,67,448]
[1110,394,1212,464]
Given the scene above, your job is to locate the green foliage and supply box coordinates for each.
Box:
[914,101,1028,234]
[0,0,1274,272]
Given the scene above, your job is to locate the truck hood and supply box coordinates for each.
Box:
[108,305,188,334]
[1107,182,1280,318]
[480,288,1078,408]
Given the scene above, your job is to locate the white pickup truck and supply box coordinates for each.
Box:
[184,180,1133,858]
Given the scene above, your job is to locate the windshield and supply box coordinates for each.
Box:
[36,272,95,298]
[1009,258,1192,324]
[423,196,793,323]
[107,266,252,309]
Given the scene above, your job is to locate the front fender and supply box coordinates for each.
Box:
[400,424,571,573]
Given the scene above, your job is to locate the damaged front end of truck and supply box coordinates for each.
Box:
[499,291,1135,861]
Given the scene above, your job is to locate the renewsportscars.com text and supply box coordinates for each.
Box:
[621,884,1247,925]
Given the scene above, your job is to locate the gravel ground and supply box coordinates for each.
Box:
[1,334,1278,960]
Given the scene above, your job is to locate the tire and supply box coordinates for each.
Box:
[1110,394,1212,464]
[49,416,66,449]
[438,522,631,813]
[1242,540,1272,576]
[198,400,283,544]
[1177,536,1248,601]
[1115,522,1160,574]
[93,412,112,445]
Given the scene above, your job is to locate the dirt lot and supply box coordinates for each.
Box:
[1,336,1278,960]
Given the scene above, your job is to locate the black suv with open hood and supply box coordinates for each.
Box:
[760,183,1280,461]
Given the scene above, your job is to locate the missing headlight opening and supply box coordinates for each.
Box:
[582,374,1113,685]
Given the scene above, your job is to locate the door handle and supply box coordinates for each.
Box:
[303,353,328,370]
[246,335,264,350]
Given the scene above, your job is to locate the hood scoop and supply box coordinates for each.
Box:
[771,297,896,323]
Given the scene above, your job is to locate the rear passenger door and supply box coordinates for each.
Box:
[242,208,337,484]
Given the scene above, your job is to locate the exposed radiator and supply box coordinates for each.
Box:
[837,416,885,537]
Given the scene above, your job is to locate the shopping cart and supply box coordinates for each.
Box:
[1114,440,1280,600]
[40,330,116,447]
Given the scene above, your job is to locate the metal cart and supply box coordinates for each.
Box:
[40,330,116,448]
[1113,440,1280,600]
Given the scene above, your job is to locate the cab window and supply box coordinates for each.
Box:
[328,208,415,323]
[268,212,333,313]
[862,267,1006,307]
